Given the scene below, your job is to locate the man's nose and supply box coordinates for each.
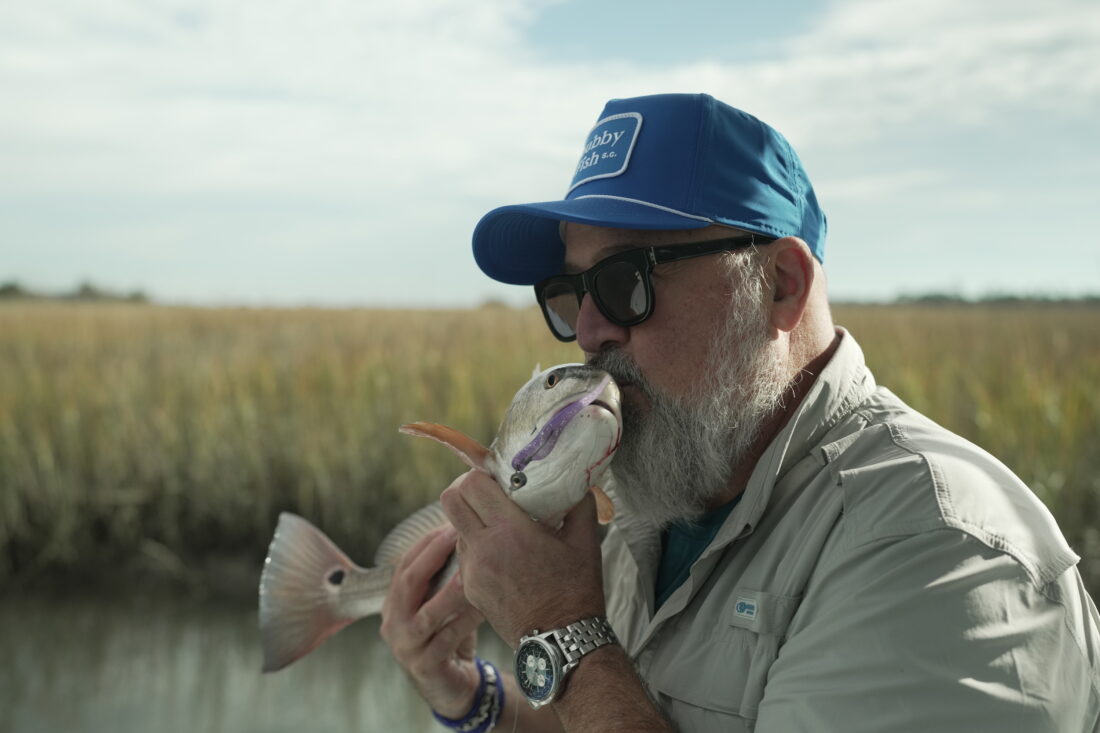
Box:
[575,293,630,354]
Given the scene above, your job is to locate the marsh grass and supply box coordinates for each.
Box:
[1,303,1097,594]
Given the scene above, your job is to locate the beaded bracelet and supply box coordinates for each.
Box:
[432,657,504,733]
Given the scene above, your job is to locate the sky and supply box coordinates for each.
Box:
[2,0,1098,307]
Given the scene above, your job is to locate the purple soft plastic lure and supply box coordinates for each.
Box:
[511,375,612,473]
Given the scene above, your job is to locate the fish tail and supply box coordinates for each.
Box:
[259,512,385,673]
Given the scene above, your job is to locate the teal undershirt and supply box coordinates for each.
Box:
[655,495,742,610]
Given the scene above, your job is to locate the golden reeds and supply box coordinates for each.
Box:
[1,303,1097,593]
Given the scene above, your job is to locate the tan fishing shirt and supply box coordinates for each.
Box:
[602,328,1100,732]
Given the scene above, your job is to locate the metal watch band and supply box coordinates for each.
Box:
[553,616,618,667]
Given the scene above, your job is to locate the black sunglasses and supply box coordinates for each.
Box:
[534,233,774,342]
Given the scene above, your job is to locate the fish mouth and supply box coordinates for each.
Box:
[591,399,617,415]
[538,383,620,438]
[547,396,617,423]
[537,370,622,427]
[591,373,622,420]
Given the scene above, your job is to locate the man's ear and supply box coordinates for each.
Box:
[769,237,815,333]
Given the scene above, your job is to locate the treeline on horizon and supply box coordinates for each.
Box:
[0,280,148,304]
[3,279,1099,308]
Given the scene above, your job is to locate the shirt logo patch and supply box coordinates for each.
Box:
[568,112,642,193]
[734,596,757,620]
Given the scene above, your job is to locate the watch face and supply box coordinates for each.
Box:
[515,639,558,704]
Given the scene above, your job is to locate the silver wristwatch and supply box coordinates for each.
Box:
[513,616,618,709]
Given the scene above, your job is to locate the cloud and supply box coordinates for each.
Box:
[819,169,945,203]
[694,0,1100,148]
[3,0,1096,194]
[1,0,1097,303]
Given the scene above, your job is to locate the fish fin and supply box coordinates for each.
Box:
[530,363,542,378]
[590,486,615,524]
[373,501,451,566]
[259,512,373,673]
[399,422,491,471]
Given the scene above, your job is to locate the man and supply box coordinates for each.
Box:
[380,93,1100,732]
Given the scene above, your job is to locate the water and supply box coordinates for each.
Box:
[0,591,510,733]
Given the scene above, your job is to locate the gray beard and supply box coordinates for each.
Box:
[587,271,790,529]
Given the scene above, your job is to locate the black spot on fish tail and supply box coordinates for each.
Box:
[327,569,345,586]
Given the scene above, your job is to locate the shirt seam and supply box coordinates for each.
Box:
[881,419,1068,588]
[1035,577,1100,702]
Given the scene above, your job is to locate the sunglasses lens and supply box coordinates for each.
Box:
[540,280,581,340]
[594,261,647,324]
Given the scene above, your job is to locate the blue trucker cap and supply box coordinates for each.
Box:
[472,93,827,285]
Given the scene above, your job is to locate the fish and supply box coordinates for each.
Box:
[258,363,622,673]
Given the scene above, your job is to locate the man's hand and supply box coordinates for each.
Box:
[440,469,606,646]
[378,522,485,719]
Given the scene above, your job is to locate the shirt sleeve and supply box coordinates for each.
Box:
[755,528,1100,733]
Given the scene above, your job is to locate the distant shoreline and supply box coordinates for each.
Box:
[3,278,1100,309]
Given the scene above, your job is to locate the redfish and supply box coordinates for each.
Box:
[258,364,622,672]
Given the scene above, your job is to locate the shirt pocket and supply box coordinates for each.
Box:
[643,589,802,724]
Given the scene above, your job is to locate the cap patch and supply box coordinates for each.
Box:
[568,112,642,193]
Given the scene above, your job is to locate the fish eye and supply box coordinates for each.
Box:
[544,372,560,389]
[511,472,527,489]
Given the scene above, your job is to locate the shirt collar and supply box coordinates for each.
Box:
[609,327,877,570]
[715,327,876,546]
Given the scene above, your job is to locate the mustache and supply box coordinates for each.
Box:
[586,349,645,389]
